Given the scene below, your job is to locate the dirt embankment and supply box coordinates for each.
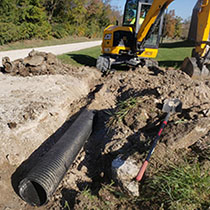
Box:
[0,51,209,210]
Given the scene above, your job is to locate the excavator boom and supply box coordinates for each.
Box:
[196,0,210,56]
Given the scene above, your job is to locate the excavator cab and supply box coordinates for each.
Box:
[123,2,152,39]
[96,0,164,73]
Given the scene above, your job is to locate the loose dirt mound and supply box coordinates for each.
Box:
[0,55,209,210]
[46,67,210,209]
[1,50,72,76]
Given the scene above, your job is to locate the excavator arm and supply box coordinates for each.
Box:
[136,0,174,51]
[181,0,210,77]
[195,0,210,56]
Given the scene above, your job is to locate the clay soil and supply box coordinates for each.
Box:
[0,53,209,210]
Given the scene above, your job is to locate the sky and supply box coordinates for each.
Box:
[110,0,198,20]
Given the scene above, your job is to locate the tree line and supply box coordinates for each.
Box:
[0,0,121,45]
[163,10,190,40]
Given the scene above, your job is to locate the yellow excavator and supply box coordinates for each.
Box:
[96,0,210,77]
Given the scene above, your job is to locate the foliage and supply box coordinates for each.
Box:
[181,17,191,39]
[174,16,183,38]
[0,23,21,44]
[0,0,18,23]
[163,10,183,39]
[51,23,72,38]
[0,0,121,44]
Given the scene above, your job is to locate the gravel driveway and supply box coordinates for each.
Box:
[0,40,101,66]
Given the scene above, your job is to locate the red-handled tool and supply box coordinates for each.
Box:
[136,98,182,182]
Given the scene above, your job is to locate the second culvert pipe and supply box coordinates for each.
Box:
[18,109,95,206]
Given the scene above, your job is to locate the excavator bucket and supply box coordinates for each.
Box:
[181,57,210,77]
[181,57,201,77]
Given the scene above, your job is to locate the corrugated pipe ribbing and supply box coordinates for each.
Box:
[18,109,95,206]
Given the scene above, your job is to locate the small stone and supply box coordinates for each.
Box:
[124,180,139,197]
[7,122,17,129]
[112,157,140,196]
[203,109,210,117]
[46,53,58,65]
[23,55,44,66]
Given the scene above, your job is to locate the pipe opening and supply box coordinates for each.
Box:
[19,179,47,206]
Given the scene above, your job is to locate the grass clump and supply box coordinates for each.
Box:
[106,96,141,128]
[144,161,210,210]
[63,200,70,210]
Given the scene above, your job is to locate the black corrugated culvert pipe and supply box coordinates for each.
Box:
[18,109,95,206]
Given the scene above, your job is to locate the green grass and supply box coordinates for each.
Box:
[0,36,100,51]
[57,46,101,67]
[75,159,209,210]
[157,41,193,69]
[63,200,71,210]
[141,161,210,210]
[57,40,193,69]
[105,96,141,128]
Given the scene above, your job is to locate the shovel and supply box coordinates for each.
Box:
[136,98,182,182]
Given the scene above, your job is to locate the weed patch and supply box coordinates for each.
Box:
[106,96,142,129]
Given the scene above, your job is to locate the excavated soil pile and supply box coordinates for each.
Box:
[46,67,210,209]
[0,53,209,210]
[1,50,72,76]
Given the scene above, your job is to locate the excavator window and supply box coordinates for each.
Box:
[144,23,160,47]
[136,4,151,30]
[123,0,151,29]
[123,0,138,25]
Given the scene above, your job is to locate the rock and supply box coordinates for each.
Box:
[168,118,210,150]
[124,180,139,197]
[2,57,13,73]
[23,55,44,66]
[28,49,36,57]
[1,50,68,76]
[46,53,58,65]
[203,109,210,117]
[112,156,140,196]
[19,67,29,77]
[7,122,17,129]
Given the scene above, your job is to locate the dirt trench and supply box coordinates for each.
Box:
[0,52,210,210]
